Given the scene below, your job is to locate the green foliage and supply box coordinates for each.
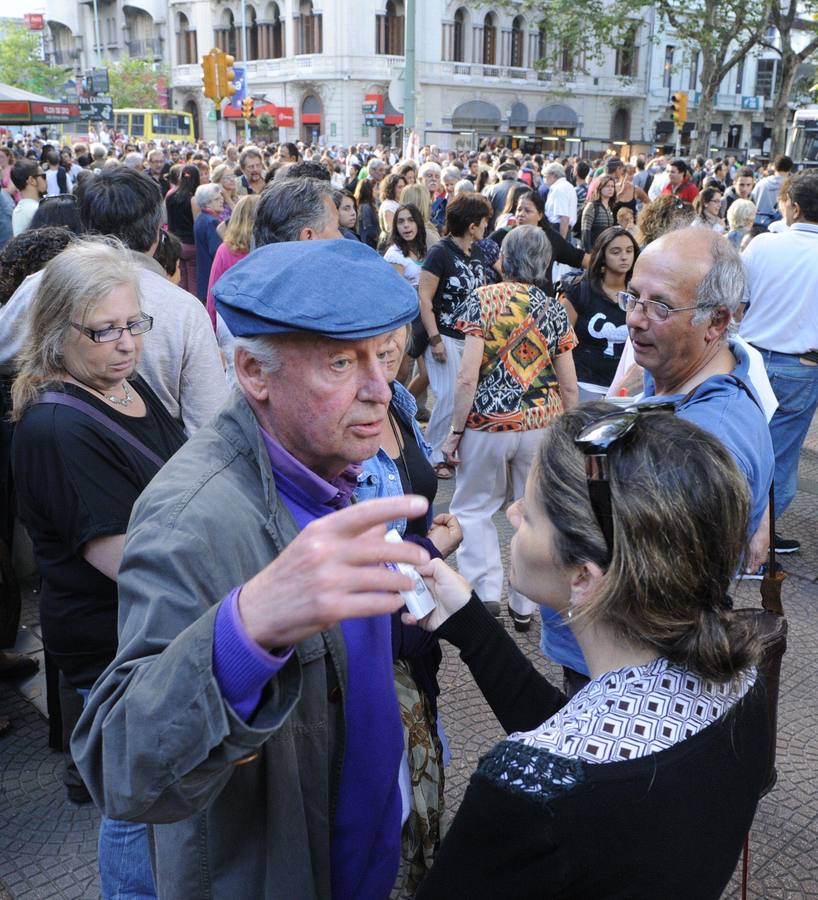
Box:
[107,58,168,108]
[0,22,71,97]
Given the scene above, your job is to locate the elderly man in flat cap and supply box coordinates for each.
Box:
[73,240,436,899]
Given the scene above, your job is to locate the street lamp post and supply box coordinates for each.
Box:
[403,0,415,152]
[241,2,250,143]
[92,0,103,66]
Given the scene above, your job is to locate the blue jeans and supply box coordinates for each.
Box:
[760,350,818,519]
[78,689,157,899]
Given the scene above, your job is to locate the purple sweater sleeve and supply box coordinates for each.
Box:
[213,588,294,721]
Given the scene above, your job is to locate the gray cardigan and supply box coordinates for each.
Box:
[72,389,349,898]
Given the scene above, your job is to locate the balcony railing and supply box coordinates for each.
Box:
[482,66,500,77]
[128,37,163,58]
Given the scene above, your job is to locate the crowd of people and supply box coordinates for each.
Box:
[0,128,816,899]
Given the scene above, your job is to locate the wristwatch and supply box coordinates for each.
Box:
[450,426,464,435]
[429,334,443,346]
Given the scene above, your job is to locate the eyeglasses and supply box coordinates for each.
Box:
[70,315,153,343]
[617,291,714,323]
[575,399,678,563]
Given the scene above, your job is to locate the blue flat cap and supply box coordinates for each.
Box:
[213,239,419,339]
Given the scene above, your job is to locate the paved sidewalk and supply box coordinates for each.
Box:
[2,420,817,898]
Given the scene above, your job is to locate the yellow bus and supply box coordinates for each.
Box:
[113,108,195,143]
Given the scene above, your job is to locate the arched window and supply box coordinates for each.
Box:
[245,5,259,61]
[216,9,237,58]
[611,107,630,142]
[262,2,284,58]
[483,13,497,66]
[177,13,197,65]
[510,15,524,68]
[453,8,466,62]
[301,93,323,143]
[296,0,322,54]
[377,0,405,55]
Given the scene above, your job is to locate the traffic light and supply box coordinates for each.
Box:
[242,98,254,119]
[216,52,237,101]
[201,50,219,103]
[672,91,688,129]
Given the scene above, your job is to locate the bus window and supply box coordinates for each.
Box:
[131,114,145,137]
[115,113,129,133]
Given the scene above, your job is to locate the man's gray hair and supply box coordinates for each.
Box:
[501,225,553,291]
[90,142,106,159]
[253,177,335,246]
[418,161,441,178]
[368,158,386,172]
[234,335,283,375]
[123,152,144,169]
[692,234,746,325]
[441,165,462,184]
[545,162,565,179]
[194,183,223,210]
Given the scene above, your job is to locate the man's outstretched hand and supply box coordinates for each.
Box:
[238,495,431,650]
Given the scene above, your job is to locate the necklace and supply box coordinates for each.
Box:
[65,371,134,406]
[387,409,413,494]
[105,381,134,406]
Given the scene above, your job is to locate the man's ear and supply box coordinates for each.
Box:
[704,305,731,342]
[235,347,269,401]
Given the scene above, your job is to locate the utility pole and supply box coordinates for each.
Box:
[403,0,415,154]
[241,3,250,143]
[91,0,103,66]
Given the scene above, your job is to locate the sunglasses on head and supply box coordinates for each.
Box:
[574,399,679,564]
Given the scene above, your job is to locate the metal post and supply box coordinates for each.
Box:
[675,129,681,157]
[403,0,415,153]
[241,2,250,143]
[92,0,103,66]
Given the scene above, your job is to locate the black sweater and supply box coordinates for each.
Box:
[419,596,769,899]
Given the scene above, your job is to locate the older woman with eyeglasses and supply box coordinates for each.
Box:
[408,405,768,899]
[11,238,185,896]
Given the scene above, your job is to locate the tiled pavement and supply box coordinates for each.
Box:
[2,419,817,898]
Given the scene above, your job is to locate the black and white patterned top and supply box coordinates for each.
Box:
[512,657,756,764]
[421,236,490,339]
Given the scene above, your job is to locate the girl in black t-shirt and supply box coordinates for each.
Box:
[561,226,639,398]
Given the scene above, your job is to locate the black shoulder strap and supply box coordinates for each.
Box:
[36,391,165,471]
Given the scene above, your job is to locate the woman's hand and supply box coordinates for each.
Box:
[428,513,463,559]
[402,558,472,631]
[440,432,461,465]
[431,340,447,363]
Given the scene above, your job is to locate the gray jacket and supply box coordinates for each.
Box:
[72,389,349,898]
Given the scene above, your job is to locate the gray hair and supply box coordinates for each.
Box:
[195,183,223,210]
[691,234,746,325]
[727,199,757,232]
[12,238,142,418]
[441,165,462,184]
[418,161,441,178]
[500,225,553,291]
[123,152,144,169]
[368,158,386,172]
[253,177,336,246]
[544,162,565,179]
[90,142,106,159]
[233,335,283,375]
[454,179,475,195]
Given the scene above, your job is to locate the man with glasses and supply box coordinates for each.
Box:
[9,159,46,234]
[540,227,774,694]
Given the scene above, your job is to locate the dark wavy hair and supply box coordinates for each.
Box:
[587,226,640,287]
[389,204,427,259]
[0,226,74,304]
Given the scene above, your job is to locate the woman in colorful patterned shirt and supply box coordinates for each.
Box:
[440,225,578,628]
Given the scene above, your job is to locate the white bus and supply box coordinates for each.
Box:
[786,107,818,170]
